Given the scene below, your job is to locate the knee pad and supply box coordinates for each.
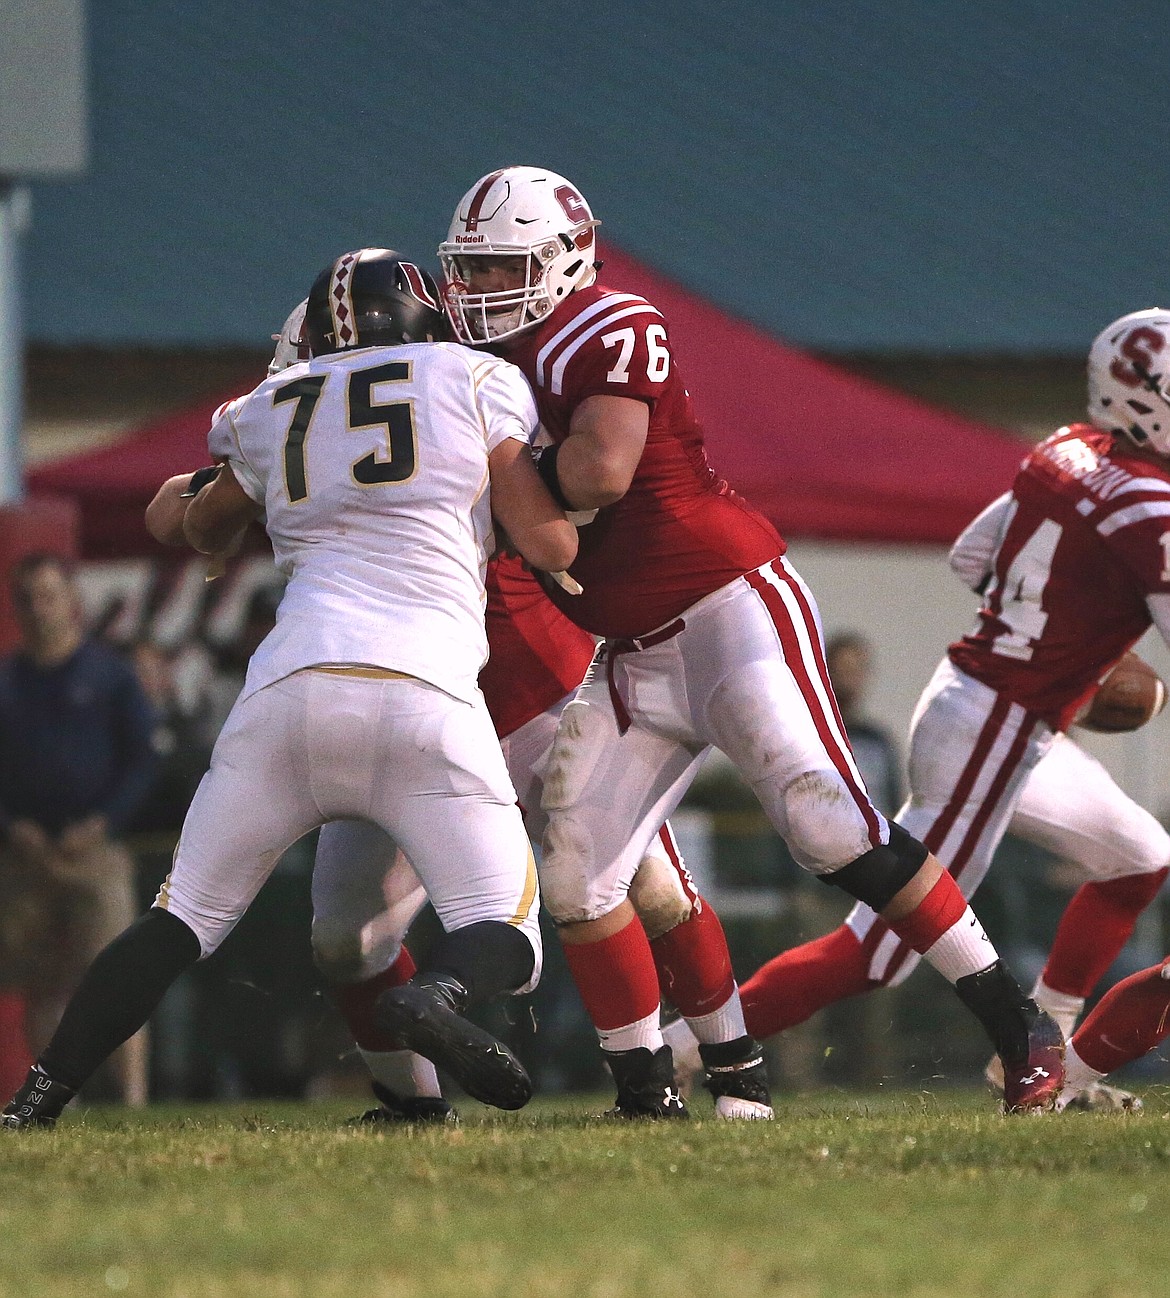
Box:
[782,770,882,872]
[823,821,929,912]
[310,919,369,984]
[540,806,626,924]
[427,921,536,1004]
[628,854,693,940]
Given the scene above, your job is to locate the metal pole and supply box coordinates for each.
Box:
[0,179,28,505]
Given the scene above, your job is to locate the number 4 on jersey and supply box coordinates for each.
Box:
[989,512,1063,661]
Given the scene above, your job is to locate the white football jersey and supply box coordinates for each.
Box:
[207,342,539,704]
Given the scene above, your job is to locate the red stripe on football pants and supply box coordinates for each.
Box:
[744,564,882,845]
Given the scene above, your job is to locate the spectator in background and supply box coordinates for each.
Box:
[824,632,903,815]
[129,640,213,844]
[0,553,157,1104]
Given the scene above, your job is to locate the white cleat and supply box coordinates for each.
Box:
[715,1094,774,1121]
[1057,1081,1143,1113]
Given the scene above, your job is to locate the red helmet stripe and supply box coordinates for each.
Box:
[399,261,439,309]
[463,169,508,232]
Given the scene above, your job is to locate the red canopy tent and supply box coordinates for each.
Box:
[29,245,1030,558]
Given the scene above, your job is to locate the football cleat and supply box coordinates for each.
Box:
[955,961,1065,1113]
[1000,1008,1065,1114]
[374,976,532,1112]
[604,1044,690,1119]
[2,1065,75,1130]
[351,1082,458,1126]
[700,1036,775,1121]
[1057,1081,1144,1114]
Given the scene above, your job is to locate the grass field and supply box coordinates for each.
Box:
[2,1088,1168,1298]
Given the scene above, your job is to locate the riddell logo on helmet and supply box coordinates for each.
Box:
[456,234,486,244]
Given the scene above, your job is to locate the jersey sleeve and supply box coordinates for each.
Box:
[474,358,540,452]
[207,396,264,503]
[950,492,1013,592]
[547,297,671,405]
[1092,491,1170,596]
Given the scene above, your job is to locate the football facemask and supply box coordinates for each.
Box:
[439,166,599,343]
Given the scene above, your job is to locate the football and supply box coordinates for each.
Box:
[1075,652,1168,733]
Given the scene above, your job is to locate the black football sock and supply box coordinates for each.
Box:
[39,909,202,1091]
[954,959,1034,1066]
[420,921,535,1008]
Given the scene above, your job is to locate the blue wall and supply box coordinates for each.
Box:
[21,0,1170,350]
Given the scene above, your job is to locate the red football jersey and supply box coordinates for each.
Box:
[480,553,596,738]
[497,283,784,638]
[949,424,1170,730]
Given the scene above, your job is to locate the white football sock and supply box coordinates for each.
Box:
[660,1015,703,1079]
[598,1009,663,1054]
[683,986,748,1045]
[360,1048,442,1099]
[921,906,996,983]
[1031,979,1085,1041]
[1055,1043,1105,1111]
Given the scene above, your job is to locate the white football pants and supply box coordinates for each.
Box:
[156,669,540,980]
[539,557,888,924]
[310,694,696,986]
[847,657,1170,986]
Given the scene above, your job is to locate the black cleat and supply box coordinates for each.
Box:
[351,1082,458,1125]
[604,1044,690,1119]
[699,1035,774,1120]
[374,976,532,1111]
[2,1065,76,1130]
[956,961,1065,1113]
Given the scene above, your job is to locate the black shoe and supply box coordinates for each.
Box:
[2,1065,76,1130]
[374,976,532,1112]
[352,1082,458,1125]
[699,1035,774,1120]
[604,1045,690,1119]
[956,961,1065,1113]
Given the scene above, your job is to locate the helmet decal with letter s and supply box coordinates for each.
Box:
[439,166,600,343]
[1088,308,1170,456]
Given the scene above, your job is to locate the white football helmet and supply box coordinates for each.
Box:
[438,166,600,343]
[1087,308,1170,455]
[268,299,310,376]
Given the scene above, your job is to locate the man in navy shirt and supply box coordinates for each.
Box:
[0,553,157,1103]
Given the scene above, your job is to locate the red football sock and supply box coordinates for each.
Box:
[650,900,736,1019]
[1043,869,1169,999]
[886,872,968,954]
[326,947,417,1052]
[0,990,32,1099]
[740,924,874,1039]
[561,915,660,1032]
[1071,963,1170,1075]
